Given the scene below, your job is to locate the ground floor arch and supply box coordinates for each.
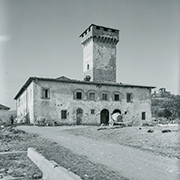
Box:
[100,109,109,125]
[112,109,123,122]
[112,109,121,114]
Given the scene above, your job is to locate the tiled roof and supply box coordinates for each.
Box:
[14,76,155,100]
[0,104,10,110]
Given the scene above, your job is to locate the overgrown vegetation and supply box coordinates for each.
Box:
[151,94,180,123]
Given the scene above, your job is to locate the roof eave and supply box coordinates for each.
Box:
[14,77,34,100]
[14,77,156,100]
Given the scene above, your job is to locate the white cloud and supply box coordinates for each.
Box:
[0,35,9,42]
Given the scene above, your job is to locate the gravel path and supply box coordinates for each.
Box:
[18,126,180,180]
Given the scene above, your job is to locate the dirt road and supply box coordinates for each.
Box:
[18,126,180,180]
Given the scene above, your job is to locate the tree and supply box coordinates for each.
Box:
[163,109,172,119]
[163,95,180,120]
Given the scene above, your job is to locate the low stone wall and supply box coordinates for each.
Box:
[27,147,82,180]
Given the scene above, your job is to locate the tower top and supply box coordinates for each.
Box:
[80,24,119,83]
[80,24,119,46]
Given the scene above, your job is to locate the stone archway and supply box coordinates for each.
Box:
[112,109,123,122]
[113,109,121,114]
[100,109,109,125]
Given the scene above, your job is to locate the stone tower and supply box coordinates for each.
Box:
[80,24,119,83]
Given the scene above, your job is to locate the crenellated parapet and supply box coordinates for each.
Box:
[80,24,119,47]
[80,24,119,83]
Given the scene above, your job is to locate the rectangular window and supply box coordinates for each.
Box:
[127,93,133,102]
[142,112,146,120]
[114,94,119,101]
[61,110,67,119]
[102,93,108,100]
[91,109,95,114]
[76,92,82,99]
[87,64,89,70]
[42,88,50,99]
[89,92,95,100]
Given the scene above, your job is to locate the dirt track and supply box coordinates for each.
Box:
[18,126,180,180]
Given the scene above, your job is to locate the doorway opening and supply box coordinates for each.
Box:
[100,109,109,125]
[76,108,83,125]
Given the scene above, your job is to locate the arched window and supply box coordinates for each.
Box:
[87,90,97,101]
[74,89,84,100]
[113,91,122,101]
[101,91,109,101]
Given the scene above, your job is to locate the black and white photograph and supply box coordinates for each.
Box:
[0,0,179,179]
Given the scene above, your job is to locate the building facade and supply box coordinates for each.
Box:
[14,24,155,126]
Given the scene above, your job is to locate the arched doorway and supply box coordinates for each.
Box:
[76,108,83,125]
[100,109,109,125]
[112,109,123,122]
[113,109,121,114]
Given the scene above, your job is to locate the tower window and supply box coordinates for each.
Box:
[87,64,89,70]
[42,88,50,99]
[142,112,146,120]
[127,93,133,102]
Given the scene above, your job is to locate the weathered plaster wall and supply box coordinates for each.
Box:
[81,24,119,83]
[83,40,93,80]
[16,81,34,123]
[32,80,152,126]
[93,41,116,82]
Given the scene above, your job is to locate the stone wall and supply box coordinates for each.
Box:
[81,24,119,83]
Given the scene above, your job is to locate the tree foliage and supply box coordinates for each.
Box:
[152,94,180,121]
[164,95,180,119]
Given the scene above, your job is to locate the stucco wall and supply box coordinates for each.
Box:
[93,41,116,82]
[81,24,118,83]
[32,80,152,126]
[83,40,93,81]
[16,81,34,124]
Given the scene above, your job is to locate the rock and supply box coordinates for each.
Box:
[162,129,171,133]
[147,129,154,133]
[4,148,10,152]
[0,168,8,173]
[0,125,5,129]
[32,172,43,179]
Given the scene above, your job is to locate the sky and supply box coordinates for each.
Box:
[0,0,179,110]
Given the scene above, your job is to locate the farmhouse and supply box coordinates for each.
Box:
[14,24,155,126]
